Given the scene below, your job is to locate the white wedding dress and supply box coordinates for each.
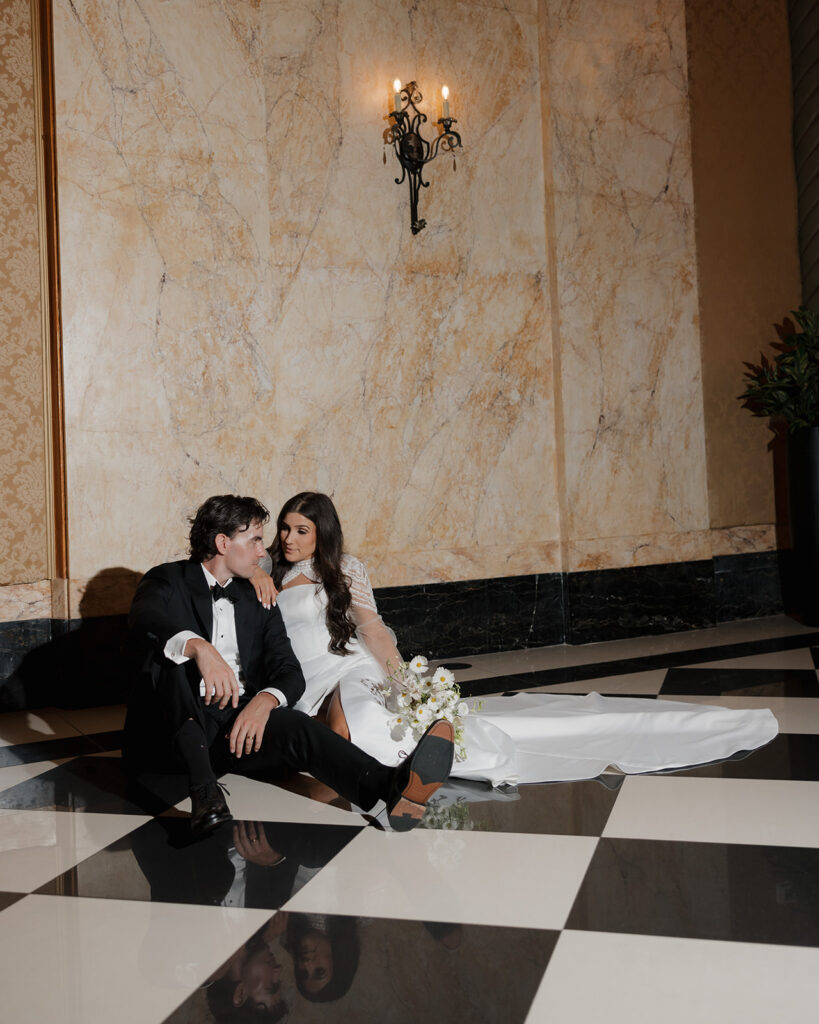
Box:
[275,557,778,787]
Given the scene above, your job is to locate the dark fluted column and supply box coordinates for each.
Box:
[791,0,819,308]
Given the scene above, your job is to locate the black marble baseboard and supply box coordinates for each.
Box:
[0,551,785,710]
[375,572,566,660]
[0,615,133,712]
[379,550,784,653]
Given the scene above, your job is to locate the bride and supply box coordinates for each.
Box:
[252,492,778,787]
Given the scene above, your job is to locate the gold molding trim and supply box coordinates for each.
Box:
[29,0,68,582]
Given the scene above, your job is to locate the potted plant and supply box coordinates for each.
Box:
[740,307,819,623]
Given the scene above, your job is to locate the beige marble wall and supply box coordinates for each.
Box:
[542,0,711,573]
[47,0,793,615]
[0,0,50,588]
[54,0,559,602]
[54,0,272,612]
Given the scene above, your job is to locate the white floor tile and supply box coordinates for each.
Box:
[0,758,68,794]
[172,772,367,826]
[0,895,271,1024]
[285,827,598,929]
[525,669,667,695]
[56,705,127,735]
[687,648,816,670]
[0,709,81,747]
[526,930,819,1024]
[0,810,150,891]
[433,617,817,682]
[602,776,819,848]
[657,694,819,734]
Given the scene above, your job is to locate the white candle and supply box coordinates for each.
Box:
[393,79,402,111]
[442,85,450,119]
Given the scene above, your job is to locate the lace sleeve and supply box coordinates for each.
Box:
[259,552,273,575]
[343,554,377,612]
[342,555,402,676]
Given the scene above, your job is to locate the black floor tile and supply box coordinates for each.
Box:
[668,734,819,780]
[0,729,123,767]
[419,777,622,835]
[0,892,25,913]
[36,816,363,910]
[459,631,819,699]
[661,668,819,697]
[0,756,184,815]
[566,837,819,947]
[163,914,559,1023]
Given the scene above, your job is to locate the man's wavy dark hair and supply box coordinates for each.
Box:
[189,495,270,563]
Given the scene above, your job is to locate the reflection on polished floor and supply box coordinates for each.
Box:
[0,615,818,1023]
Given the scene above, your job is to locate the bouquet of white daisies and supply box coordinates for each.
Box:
[375,655,469,761]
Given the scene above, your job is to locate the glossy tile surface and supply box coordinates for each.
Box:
[0,708,82,746]
[0,616,816,1022]
[38,817,362,910]
[527,930,819,1023]
[603,776,819,847]
[167,914,558,1024]
[285,828,599,928]
[0,809,151,892]
[172,771,367,826]
[0,895,271,1024]
[566,837,819,945]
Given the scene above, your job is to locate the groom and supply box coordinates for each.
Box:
[125,494,453,836]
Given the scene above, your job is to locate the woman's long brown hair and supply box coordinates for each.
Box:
[270,492,356,654]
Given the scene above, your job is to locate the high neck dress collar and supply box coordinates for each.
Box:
[281,557,319,586]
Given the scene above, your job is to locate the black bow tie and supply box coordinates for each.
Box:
[210,582,237,603]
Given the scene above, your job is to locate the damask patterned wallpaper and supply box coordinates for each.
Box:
[0,0,49,586]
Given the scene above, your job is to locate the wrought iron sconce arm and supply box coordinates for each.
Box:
[385,81,462,235]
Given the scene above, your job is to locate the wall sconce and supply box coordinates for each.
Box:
[385,80,462,235]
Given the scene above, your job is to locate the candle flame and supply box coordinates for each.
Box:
[394,79,401,92]
[442,85,449,100]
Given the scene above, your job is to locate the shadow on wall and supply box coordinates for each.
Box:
[2,568,142,712]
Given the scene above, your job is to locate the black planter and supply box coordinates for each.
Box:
[787,426,819,624]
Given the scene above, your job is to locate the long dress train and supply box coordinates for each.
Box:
[276,558,778,787]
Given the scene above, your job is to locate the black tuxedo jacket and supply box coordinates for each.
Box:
[128,559,305,707]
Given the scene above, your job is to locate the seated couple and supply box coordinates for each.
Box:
[127,491,780,835]
[124,494,453,836]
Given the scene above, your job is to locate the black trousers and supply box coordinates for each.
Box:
[125,662,392,811]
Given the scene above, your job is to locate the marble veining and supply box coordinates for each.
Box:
[544,0,710,567]
[50,0,777,600]
[0,583,52,624]
[55,0,560,588]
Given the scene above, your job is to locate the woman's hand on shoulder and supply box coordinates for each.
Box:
[249,566,278,609]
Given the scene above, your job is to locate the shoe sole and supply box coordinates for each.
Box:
[191,808,233,838]
[388,720,454,832]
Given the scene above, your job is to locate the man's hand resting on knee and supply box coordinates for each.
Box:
[185,637,241,709]
[229,691,280,757]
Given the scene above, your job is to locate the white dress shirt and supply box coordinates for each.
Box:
[163,565,287,707]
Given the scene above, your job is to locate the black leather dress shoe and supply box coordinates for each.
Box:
[190,781,232,837]
[386,719,455,832]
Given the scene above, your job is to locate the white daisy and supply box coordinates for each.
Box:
[432,667,455,688]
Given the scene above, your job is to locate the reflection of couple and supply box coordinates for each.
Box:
[203,918,287,1022]
[127,491,779,833]
[202,913,357,1021]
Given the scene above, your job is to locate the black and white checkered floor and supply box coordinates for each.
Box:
[1,615,818,1022]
